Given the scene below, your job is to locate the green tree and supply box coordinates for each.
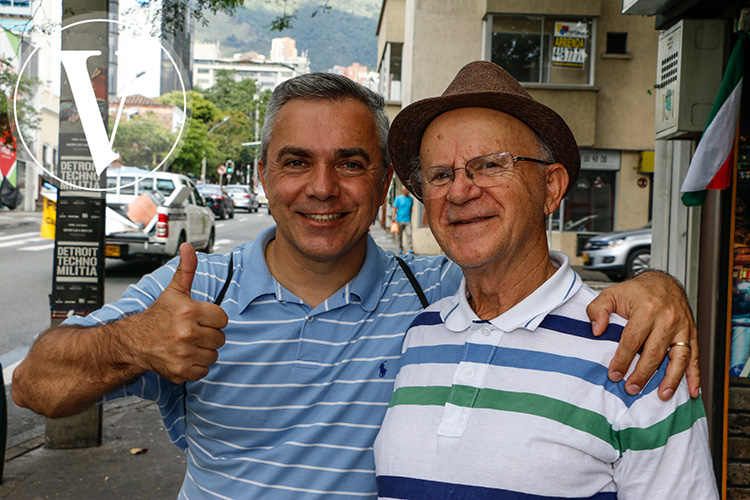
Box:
[112,115,176,169]
[160,0,246,35]
[159,90,222,125]
[203,70,258,117]
[169,119,218,177]
[199,72,271,182]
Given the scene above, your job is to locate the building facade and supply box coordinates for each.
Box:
[377,0,657,262]
[193,41,307,93]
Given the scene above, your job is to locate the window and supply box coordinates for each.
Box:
[379,42,402,102]
[606,32,628,55]
[136,177,154,194]
[546,150,620,234]
[487,15,594,86]
[119,176,136,195]
[156,178,176,196]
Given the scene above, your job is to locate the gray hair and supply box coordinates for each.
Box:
[261,73,390,174]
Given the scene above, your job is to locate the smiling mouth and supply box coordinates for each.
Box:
[452,216,492,225]
[304,213,344,222]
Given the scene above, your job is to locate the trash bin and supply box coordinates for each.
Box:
[0,362,6,483]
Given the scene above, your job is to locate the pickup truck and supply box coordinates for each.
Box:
[104,168,215,262]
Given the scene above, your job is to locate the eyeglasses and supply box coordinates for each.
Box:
[411,152,553,200]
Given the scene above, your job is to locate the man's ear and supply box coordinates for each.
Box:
[544,163,569,216]
[379,165,394,207]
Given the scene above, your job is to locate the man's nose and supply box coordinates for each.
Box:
[306,165,341,199]
[446,167,481,204]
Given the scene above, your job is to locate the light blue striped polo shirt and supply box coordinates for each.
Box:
[64,226,460,499]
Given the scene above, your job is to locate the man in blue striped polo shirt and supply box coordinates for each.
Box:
[14,72,699,499]
[375,61,717,499]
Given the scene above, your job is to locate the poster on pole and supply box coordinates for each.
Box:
[552,22,588,69]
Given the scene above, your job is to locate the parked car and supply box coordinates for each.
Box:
[198,184,235,219]
[225,184,259,212]
[255,185,268,207]
[582,224,652,281]
[105,168,215,262]
[254,184,271,214]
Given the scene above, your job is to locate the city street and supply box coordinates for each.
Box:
[1,209,275,449]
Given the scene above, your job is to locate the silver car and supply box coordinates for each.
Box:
[225,184,259,213]
[582,224,651,281]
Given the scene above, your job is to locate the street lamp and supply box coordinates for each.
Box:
[200,116,230,184]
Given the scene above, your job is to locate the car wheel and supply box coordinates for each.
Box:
[204,229,215,254]
[626,248,651,278]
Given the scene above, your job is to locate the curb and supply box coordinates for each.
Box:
[0,212,41,231]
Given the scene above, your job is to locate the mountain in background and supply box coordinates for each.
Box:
[196,0,381,73]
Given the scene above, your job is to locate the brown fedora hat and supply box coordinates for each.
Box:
[388,60,580,199]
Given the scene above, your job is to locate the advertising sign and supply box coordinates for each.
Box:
[51,196,105,308]
[729,132,750,376]
[552,21,588,69]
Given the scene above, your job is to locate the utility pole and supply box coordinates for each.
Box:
[200,116,230,184]
[47,0,111,449]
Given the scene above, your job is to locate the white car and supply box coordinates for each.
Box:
[105,167,215,262]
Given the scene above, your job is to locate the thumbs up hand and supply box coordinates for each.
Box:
[123,243,228,383]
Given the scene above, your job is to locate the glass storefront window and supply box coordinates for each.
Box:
[547,170,615,233]
[488,14,594,86]
[564,170,615,233]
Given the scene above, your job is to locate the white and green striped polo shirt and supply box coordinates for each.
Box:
[374,252,718,500]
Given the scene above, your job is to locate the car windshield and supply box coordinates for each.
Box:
[225,186,247,194]
[198,185,222,195]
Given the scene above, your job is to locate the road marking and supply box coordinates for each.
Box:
[0,231,38,242]
[0,239,29,248]
[1,346,29,386]
[214,238,232,249]
[20,243,55,251]
[216,223,225,228]
[3,359,20,385]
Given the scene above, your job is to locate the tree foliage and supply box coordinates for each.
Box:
[111,115,176,169]
[161,0,246,36]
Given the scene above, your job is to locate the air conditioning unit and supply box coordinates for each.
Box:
[655,19,725,140]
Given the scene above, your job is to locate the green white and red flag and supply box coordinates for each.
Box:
[681,34,745,206]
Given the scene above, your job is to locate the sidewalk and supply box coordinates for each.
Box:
[0,209,42,230]
[1,398,186,499]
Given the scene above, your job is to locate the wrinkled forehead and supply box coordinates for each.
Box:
[419,107,541,162]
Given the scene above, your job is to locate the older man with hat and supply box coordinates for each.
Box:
[374,61,718,499]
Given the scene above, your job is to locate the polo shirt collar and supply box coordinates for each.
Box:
[236,225,388,313]
[236,226,279,312]
[348,235,390,312]
[443,251,581,333]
